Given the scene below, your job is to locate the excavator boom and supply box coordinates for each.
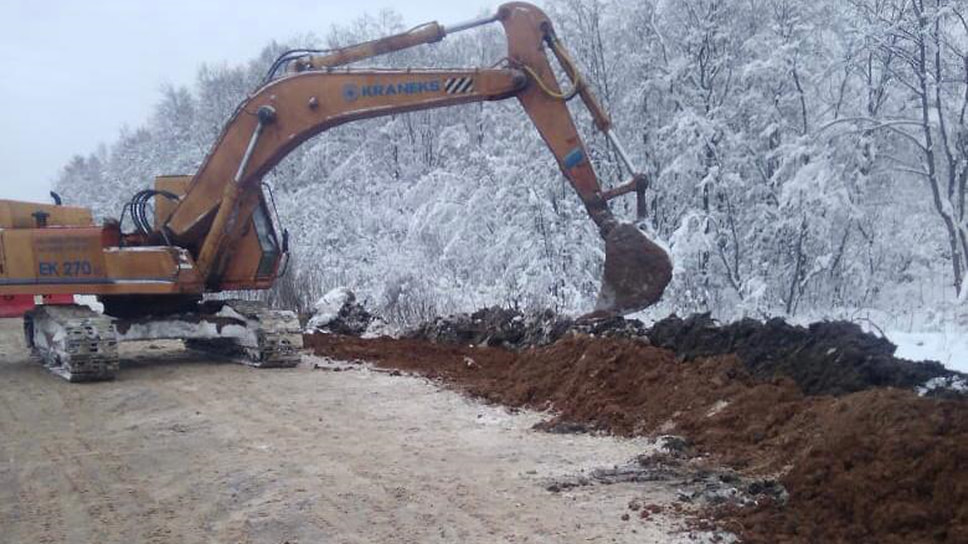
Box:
[162,1,672,314]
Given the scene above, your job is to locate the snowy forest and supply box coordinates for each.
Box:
[54,0,968,330]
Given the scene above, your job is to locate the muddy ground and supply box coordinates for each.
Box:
[0,319,728,544]
[307,314,968,544]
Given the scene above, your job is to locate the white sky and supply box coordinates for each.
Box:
[0,0,501,203]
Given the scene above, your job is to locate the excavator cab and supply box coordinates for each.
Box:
[251,204,282,280]
[152,175,286,289]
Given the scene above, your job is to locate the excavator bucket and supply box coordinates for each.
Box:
[595,223,673,315]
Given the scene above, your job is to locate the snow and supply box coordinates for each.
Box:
[118,318,256,346]
[889,330,968,374]
[917,375,968,396]
[361,319,400,339]
[73,295,104,314]
[31,313,66,356]
[215,305,247,322]
[306,287,354,332]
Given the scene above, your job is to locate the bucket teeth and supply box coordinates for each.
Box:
[25,305,119,382]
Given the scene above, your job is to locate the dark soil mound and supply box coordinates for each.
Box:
[407,309,964,397]
[407,307,570,349]
[325,303,375,336]
[649,314,962,397]
[406,306,648,350]
[305,333,968,543]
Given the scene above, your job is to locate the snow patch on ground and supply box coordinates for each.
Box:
[360,319,400,339]
[917,375,968,396]
[889,330,968,373]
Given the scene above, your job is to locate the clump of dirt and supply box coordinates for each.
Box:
[304,332,968,543]
[649,313,963,397]
[722,389,968,543]
[405,306,648,349]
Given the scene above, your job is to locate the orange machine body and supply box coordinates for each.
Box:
[0,188,281,298]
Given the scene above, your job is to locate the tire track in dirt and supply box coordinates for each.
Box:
[1,362,184,543]
[162,363,530,542]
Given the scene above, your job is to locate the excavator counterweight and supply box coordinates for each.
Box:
[2,1,671,381]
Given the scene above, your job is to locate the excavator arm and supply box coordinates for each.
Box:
[163,1,672,314]
[0,1,673,382]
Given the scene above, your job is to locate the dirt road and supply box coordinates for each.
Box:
[0,319,709,543]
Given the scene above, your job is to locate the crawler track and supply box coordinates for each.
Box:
[24,305,119,382]
[181,300,303,367]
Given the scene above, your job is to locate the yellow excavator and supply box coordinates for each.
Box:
[0,2,672,381]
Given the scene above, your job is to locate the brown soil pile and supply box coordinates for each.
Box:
[305,333,968,543]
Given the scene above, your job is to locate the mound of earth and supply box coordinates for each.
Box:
[409,309,965,398]
[649,314,963,397]
[304,332,968,543]
[406,306,648,349]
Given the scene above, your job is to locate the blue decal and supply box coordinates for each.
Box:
[563,147,585,169]
[38,260,93,277]
[39,262,59,276]
[63,260,93,276]
[342,83,360,102]
[343,79,442,102]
